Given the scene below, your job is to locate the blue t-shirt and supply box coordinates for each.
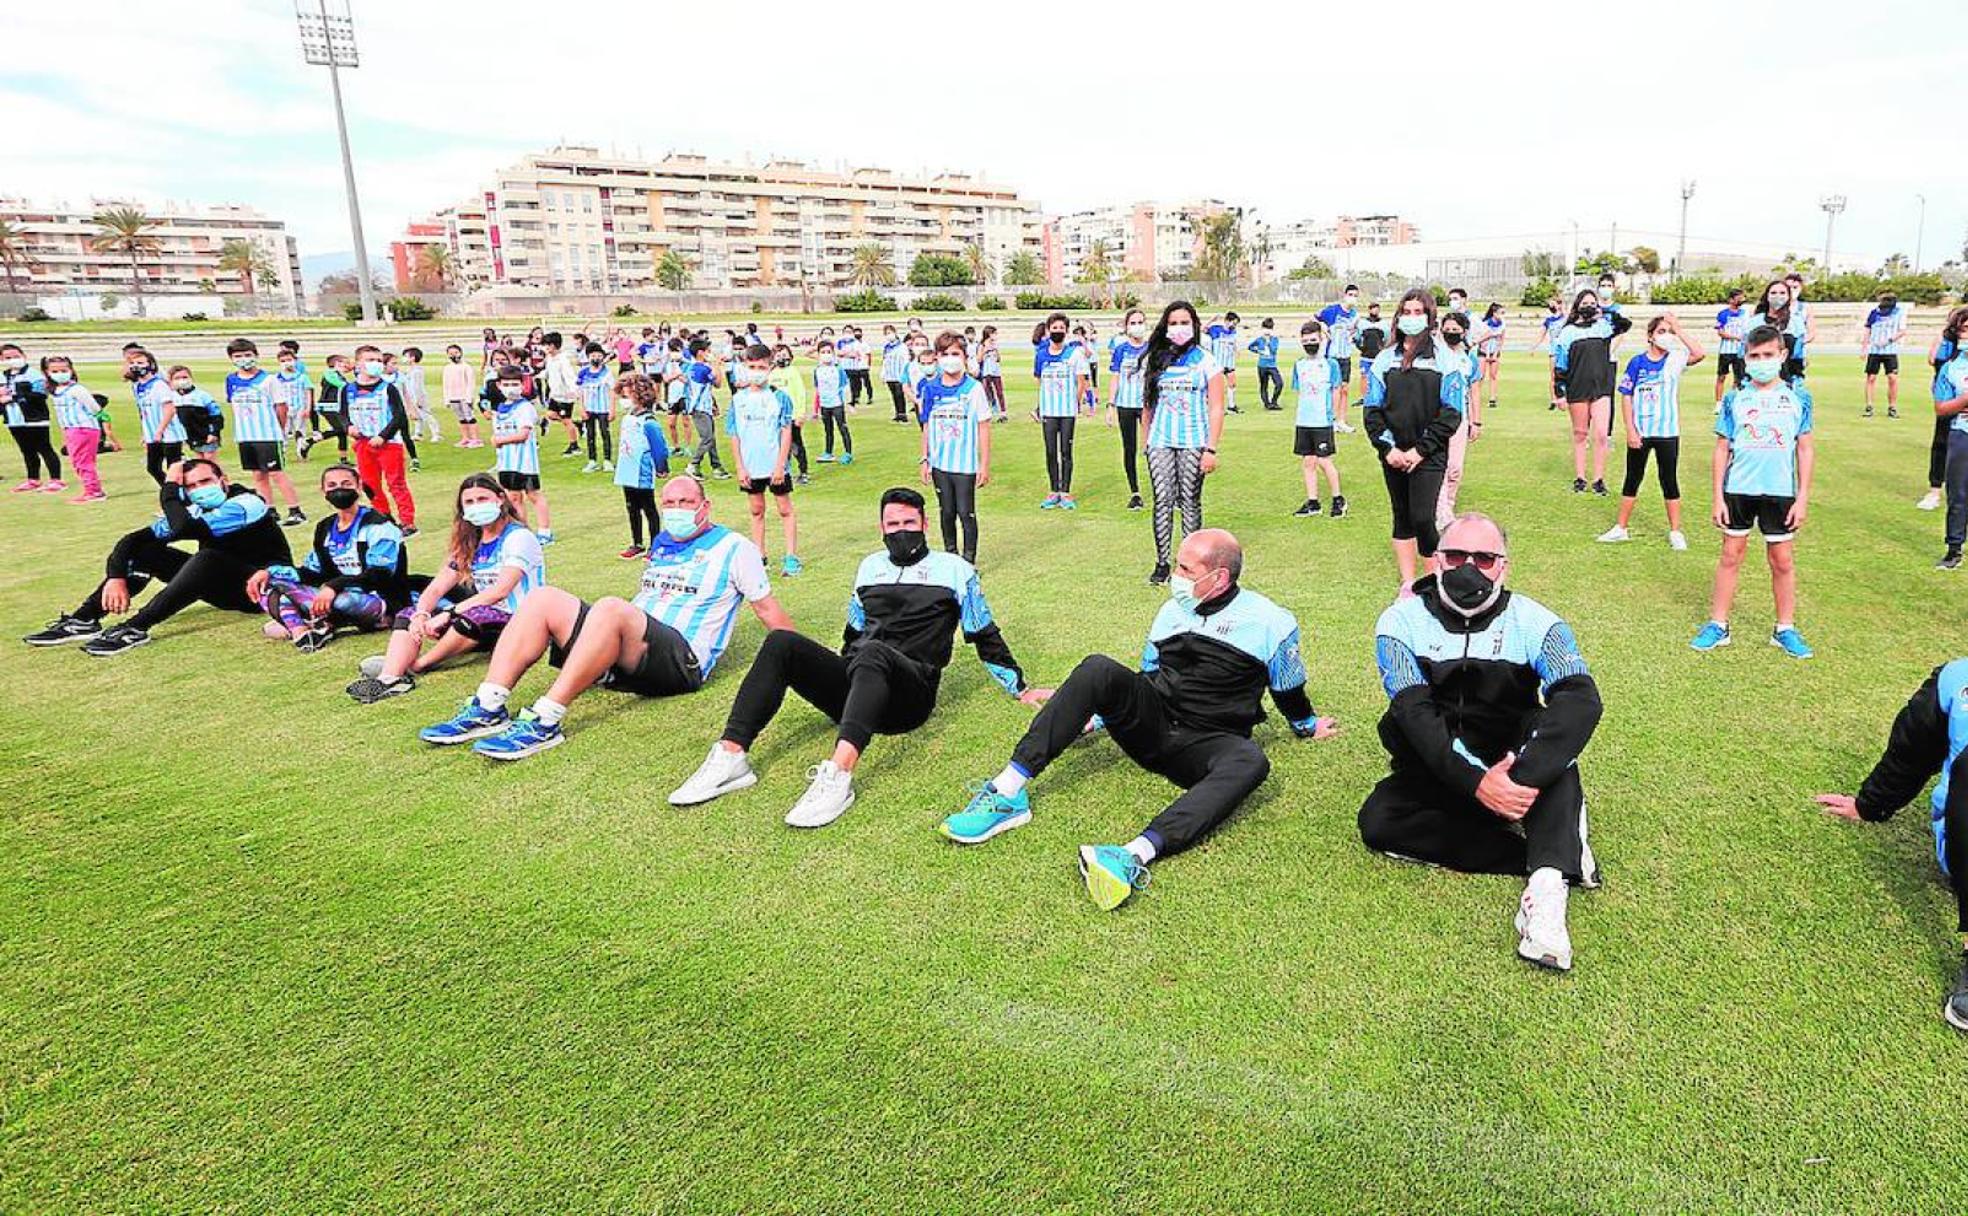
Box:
[615,413,671,487]
[1246,332,1281,369]
[1716,381,1814,497]
[725,385,793,480]
[1109,340,1148,410]
[920,376,993,475]
[1715,306,1748,356]
[1290,355,1341,428]
[1146,348,1220,450]
[1033,344,1088,418]
[1619,349,1689,439]
[1316,305,1359,358]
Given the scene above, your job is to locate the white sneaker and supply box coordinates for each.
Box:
[1919,489,1943,511]
[358,654,387,679]
[581,460,600,474]
[784,760,855,828]
[1515,867,1572,971]
[1667,530,1688,551]
[668,744,757,806]
[1595,525,1630,544]
[1334,422,1356,434]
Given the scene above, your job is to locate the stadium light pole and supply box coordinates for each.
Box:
[1914,193,1927,273]
[297,0,377,325]
[1675,180,1695,281]
[1819,194,1846,272]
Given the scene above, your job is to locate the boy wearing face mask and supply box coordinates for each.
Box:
[881,324,912,422]
[488,366,553,544]
[443,345,481,448]
[813,340,853,465]
[1247,319,1283,410]
[726,344,802,577]
[223,339,307,527]
[1207,312,1241,413]
[576,343,616,474]
[166,366,223,457]
[1354,302,1388,412]
[302,354,351,457]
[126,347,184,486]
[1108,311,1151,510]
[1691,327,1816,659]
[1033,313,1090,510]
[274,347,315,456]
[919,331,994,563]
[1290,321,1345,518]
[764,345,811,485]
[1861,291,1908,419]
[683,338,730,480]
[1317,288,1362,430]
[343,344,416,535]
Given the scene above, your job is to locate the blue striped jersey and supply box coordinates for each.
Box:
[1146,347,1220,449]
[615,413,671,487]
[576,365,615,416]
[921,376,993,474]
[1316,305,1360,357]
[134,374,186,443]
[881,339,911,381]
[631,523,771,677]
[979,342,1001,376]
[455,523,547,614]
[907,360,933,411]
[1109,340,1148,409]
[1714,306,1748,355]
[281,506,403,581]
[636,342,666,374]
[814,363,847,408]
[1717,381,1813,497]
[1246,332,1281,368]
[274,369,311,412]
[1478,317,1504,357]
[1619,348,1689,439]
[665,356,687,403]
[1792,302,1812,357]
[685,361,718,414]
[725,385,793,479]
[1206,324,1239,369]
[1033,344,1088,417]
[1934,353,1968,435]
[840,337,867,370]
[1291,356,1342,428]
[492,399,541,475]
[224,370,285,442]
[343,382,404,447]
[1541,314,1564,358]
[51,383,100,430]
[1864,306,1907,354]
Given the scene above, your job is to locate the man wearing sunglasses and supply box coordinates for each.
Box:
[1359,513,1604,971]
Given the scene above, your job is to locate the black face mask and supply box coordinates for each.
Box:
[1049,332,1067,345]
[1436,562,1502,618]
[1579,306,1600,322]
[325,487,361,510]
[123,362,153,381]
[1442,331,1464,346]
[883,528,929,566]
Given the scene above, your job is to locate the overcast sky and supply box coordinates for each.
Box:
[4,0,1958,270]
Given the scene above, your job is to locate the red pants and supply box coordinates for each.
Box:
[355,440,414,526]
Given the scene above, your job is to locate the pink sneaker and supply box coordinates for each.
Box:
[40,480,67,494]
[67,492,107,504]
[11,479,40,492]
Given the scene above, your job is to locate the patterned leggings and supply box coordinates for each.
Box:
[259,578,390,632]
[1146,446,1205,567]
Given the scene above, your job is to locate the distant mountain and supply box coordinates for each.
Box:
[301,251,391,289]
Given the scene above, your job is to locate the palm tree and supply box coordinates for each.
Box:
[0,219,40,297]
[416,244,455,291]
[655,250,692,291]
[961,240,992,286]
[91,206,162,318]
[1002,250,1044,286]
[1077,239,1113,306]
[847,243,897,288]
[256,267,284,314]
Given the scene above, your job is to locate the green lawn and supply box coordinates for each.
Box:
[5,353,1967,1213]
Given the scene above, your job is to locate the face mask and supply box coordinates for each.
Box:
[883,528,929,566]
[818,352,835,363]
[1048,332,1067,345]
[1168,572,1210,613]
[449,353,463,362]
[461,501,504,527]
[499,383,524,399]
[937,354,965,376]
[1436,562,1502,618]
[170,379,192,393]
[1126,323,1147,341]
[1442,331,1465,347]
[49,370,73,384]
[1302,341,1322,354]
[661,508,701,537]
[1579,305,1600,322]
[361,360,385,378]
[1396,315,1429,337]
[736,366,767,387]
[232,356,256,369]
[1881,300,1897,313]
[187,483,227,509]
[1745,357,1783,385]
[123,362,153,381]
[1,357,24,372]
[589,356,606,366]
[1166,323,1194,345]
[324,487,361,510]
[1343,296,1358,307]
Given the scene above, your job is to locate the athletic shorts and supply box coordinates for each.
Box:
[740,476,793,497]
[1722,492,1797,541]
[548,600,705,696]
[618,361,635,375]
[237,440,285,472]
[1715,353,1745,382]
[547,401,574,420]
[448,399,476,422]
[1866,353,1900,376]
[1294,426,1336,457]
[495,470,541,492]
[667,401,687,416]
[1334,357,1353,381]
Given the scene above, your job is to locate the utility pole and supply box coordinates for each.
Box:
[1676,180,1695,281]
[1819,194,1847,271]
[1915,193,1927,273]
[296,0,377,325]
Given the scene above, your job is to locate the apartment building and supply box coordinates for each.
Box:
[1041,200,1239,289]
[0,196,302,311]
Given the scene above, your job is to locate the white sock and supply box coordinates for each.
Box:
[476,682,510,711]
[533,696,568,726]
[1125,836,1157,865]
[1529,866,1563,891]
[992,764,1028,797]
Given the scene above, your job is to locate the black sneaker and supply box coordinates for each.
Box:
[561,442,580,457]
[1889,407,1900,419]
[1330,495,1348,519]
[1127,494,1143,511]
[346,673,415,704]
[1147,564,1170,587]
[1940,549,1963,572]
[1591,479,1608,497]
[1863,407,1874,418]
[80,624,151,657]
[410,459,422,473]
[1572,478,1587,494]
[401,525,419,539]
[24,614,101,646]
[1946,955,1968,1033]
[293,622,336,654]
[296,436,314,460]
[283,507,307,527]
[1294,499,1322,518]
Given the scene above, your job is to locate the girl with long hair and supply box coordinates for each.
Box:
[1107,308,1151,510]
[1553,288,1632,494]
[1362,289,1465,585]
[1477,302,1506,416]
[1140,300,1227,584]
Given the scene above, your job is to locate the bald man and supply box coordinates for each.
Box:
[419,475,793,759]
[1360,512,1603,970]
[941,528,1338,911]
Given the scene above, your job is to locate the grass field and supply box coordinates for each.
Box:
[6,352,1968,1213]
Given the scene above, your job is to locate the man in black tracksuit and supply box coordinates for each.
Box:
[937,527,1338,911]
[669,487,1047,829]
[1358,513,1603,971]
[22,458,293,657]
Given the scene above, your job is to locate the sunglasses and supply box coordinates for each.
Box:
[1439,549,1506,573]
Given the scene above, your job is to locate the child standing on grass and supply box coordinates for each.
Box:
[683,338,730,480]
[44,356,112,503]
[919,330,994,563]
[813,340,853,465]
[727,344,801,576]
[613,372,670,559]
[488,366,553,545]
[443,344,480,448]
[301,353,350,458]
[224,338,307,527]
[275,346,315,457]
[1289,320,1345,519]
[767,344,811,484]
[577,343,615,473]
[402,346,439,444]
[1598,313,1704,550]
[125,347,183,486]
[168,365,223,457]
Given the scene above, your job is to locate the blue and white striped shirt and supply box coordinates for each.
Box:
[1620,349,1688,439]
[225,370,284,442]
[814,363,847,409]
[492,399,541,475]
[1033,344,1088,418]
[631,524,771,677]
[1146,347,1220,450]
[1316,305,1359,357]
[1715,307,1748,356]
[343,382,404,447]
[576,365,615,416]
[881,339,911,382]
[686,361,718,415]
[134,374,186,443]
[1865,306,1907,354]
[921,376,993,474]
[51,383,99,431]
[455,523,547,614]
[1206,324,1239,370]
[1109,340,1147,409]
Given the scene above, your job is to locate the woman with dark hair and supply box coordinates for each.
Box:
[1552,288,1632,495]
[1921,307,1968,513]
[1362,289,1465,585]
[1140,300,1226,585]
[1107,308,1151,510]
[1033,312,1090,509]
[977,326,1005,420]
[1477,302,1506,416]
[1751,278,1804,383]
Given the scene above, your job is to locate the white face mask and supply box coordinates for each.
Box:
[1169,572,1210,612]
[937,354,965,376]
[736,366,767,387]
[1127,323,1147,341]
[1166,323,1194,346]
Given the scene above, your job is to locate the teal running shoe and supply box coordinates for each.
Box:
[1077,844,1149,911]
[1689,622,1731,652]
[938,781,1032,845]
[471,709,564,760]
[838,452,854,466]
[1770,627,1814,660]
[782,554,803,577]
[419,697,509,745]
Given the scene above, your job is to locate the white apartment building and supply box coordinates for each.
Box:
[1042,200,1239,288]
[0,197,302,315]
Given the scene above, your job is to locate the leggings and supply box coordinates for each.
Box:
[1932,414,1952,490]
[1381,458,1447,557]
[1257,366,1284,409]
[689,412,724,471]
[789,423,808,476]
[1359,766,1593,885]
[1011,654,1270,857]
[887,380,909,421]
[721,631,939,754]
[1042,415,1077,494]
[1146,446,1205,567]
[260,578,389,632]
[982,375,1006,417]
[847,368,872,405]
[9,425,60,481]
[822,406,852,456]
[930,468,979,560]
[584,413,614,462]
[1945,430,1968,549]
[144,441,184,485]
[76,532,258,631]
[1114,407,1142,495]
[314,409,350,453]
[1621,437,1682,500]
[623,485,659,547]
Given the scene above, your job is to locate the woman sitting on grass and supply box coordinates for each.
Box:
[248,463,416,653]
[345,473,547,703]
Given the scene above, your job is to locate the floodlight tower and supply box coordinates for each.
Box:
[297,0,377,324]
[1819,194,1847,272]
[1675,180,1695,281]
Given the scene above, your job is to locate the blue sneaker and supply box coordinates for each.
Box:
[1039,494,1061,510]
[938,781,1032,845]
[1077,844,1150,911]
[782,554,803,577]
[419,697,509,745]
[1059,496,1078,511]
[817,453,836,463]
[539,530,556,546]
[838,452,854,466]
[1771,627,1815,660]
[471,709,564,760]
[1689,622,1731,652]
